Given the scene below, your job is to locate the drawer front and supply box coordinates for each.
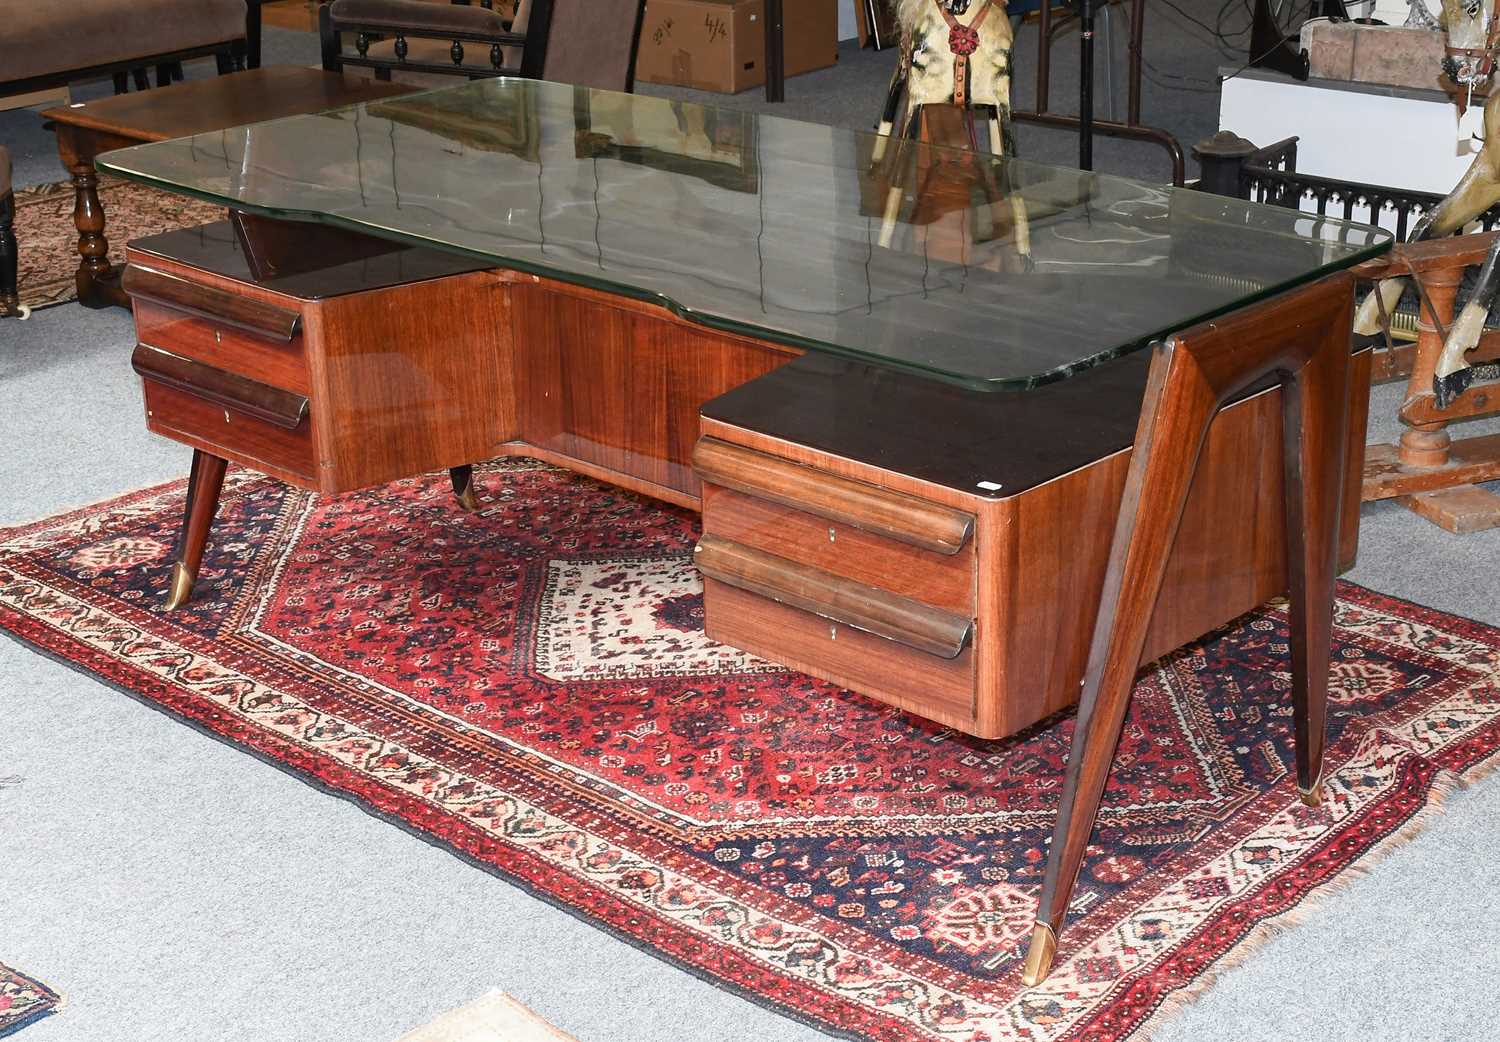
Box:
[135,300,310,394]
[127,266,309,394]
[693,438,974,554]
[703,579,977,729]
[701,485,975,616]
[141,375,317,485]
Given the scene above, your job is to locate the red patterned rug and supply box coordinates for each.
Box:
[0,964,59,1038]
[3,458,1499,1041]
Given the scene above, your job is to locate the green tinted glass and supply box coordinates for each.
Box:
[98,78,1390,391]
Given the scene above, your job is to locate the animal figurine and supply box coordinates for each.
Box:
[1355,0,1500,405]
[871,0,1028,254]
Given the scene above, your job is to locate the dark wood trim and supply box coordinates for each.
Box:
[693,535,973,659]
[0,187,16,316]
[123,265,301,342]
[165,448,229,608]
[132,344,309,430]
[1023,272,1355,984]
[519,0,556,80]
[692,438,974,555]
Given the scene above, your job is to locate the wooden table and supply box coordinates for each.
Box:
[43,67,410,309]
[99,78,1390,986]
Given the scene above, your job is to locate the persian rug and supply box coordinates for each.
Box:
[3,458,1499,1042]
[0,964,59,1038]
[12,179,222,312]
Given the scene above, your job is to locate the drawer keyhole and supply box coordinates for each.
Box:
[214,329,222,344]
[224,410,231,424]
[829,624,837,641]
[827,527,836,543]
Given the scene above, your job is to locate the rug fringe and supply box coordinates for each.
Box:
[1137,755,1500,1040]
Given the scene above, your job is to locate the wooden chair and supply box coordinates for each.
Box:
[320,0,647,92]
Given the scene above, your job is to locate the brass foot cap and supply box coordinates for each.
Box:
[1020,922,1057,987]
[1299,781,1324,808]
[455,484,480,512]
[163,562,196,611]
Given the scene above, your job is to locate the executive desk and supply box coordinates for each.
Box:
[99,78,1390,984]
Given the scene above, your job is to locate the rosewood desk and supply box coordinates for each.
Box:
[97,78,1391,984]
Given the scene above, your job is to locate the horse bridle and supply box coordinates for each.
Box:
[1444,0,1500,113]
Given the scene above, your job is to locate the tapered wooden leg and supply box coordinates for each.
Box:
[1022,340,1219,986]
[1021,275,1353,985]
[1281,323,1351,807]
[450,465,480,511]
[165,450,229,610]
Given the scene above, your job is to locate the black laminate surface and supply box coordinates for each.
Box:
[129,220,493,300]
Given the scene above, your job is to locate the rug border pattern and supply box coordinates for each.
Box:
[3,473,1499,1042]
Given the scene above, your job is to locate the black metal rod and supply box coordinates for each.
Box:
[1079,0,1095,170]
[765,0,785,103]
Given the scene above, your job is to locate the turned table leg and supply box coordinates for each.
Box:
[1398,266,1462,470]
[1020,274,1354,986]
[71,159,115,308]
[0,184,17,317]
[165,450,229,610]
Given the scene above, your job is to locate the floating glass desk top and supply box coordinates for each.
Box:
[97,78,1391,392]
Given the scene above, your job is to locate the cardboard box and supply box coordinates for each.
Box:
[1301,23,1445,91]
[636,0,839,94]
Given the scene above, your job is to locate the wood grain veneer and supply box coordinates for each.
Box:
[698,348,1372,740]
[699,485,975,615]
[304,269,511,492]
[695,534,973,659]
[132,345,309,429]
[704,579,978,727]
[692,438,974,554]
[141,378,316,485]
[133,297,311,395]
[508,278,798,499]
[123,264,301,342]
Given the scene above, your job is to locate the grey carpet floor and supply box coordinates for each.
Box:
[3,12,1499,1042]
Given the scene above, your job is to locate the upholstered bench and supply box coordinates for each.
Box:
[0,0,260,102]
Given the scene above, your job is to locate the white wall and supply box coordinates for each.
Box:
[1219,73,1483,230]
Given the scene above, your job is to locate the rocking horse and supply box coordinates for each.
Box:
[1353,0,1500,530]
[871,0,1030,256]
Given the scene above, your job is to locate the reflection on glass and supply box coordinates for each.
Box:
[98,78,1391,391]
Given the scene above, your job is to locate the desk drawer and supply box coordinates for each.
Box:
[126,265,309,394]
[694,437,976,616]
[701,485,975,616]
[135,345,316,484]
[702,578,977,729]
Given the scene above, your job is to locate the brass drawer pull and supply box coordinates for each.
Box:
[694,535,973,659]
[692,438,974,555]
[123,265,301,343]
[132,344,309,430]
